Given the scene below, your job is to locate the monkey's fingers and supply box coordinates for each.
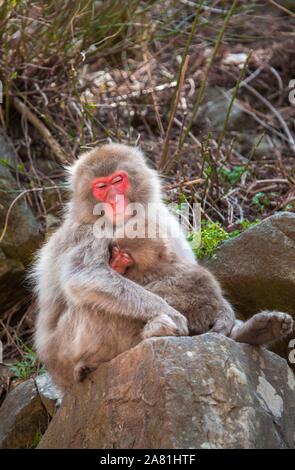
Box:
[210,318,232,336]
[142,312,188,339]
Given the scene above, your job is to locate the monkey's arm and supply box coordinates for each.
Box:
[61,242,188,336]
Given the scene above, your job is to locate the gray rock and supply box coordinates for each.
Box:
[0,379,49,448]
[0,372,61,448]
[205,212,295,361]
[38,335,295,449]
[0,134,43,312]
[0,363,14,406]
[203,88,245,133]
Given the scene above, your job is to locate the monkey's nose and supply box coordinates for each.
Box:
[107,188,117,204]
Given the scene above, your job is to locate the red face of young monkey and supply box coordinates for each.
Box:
[91,171,130,224]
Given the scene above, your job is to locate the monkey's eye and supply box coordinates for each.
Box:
[95,182,107,188]
[112,175,123,185]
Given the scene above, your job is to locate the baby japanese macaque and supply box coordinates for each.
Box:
[110,233,294,343]
[110,234,236,336]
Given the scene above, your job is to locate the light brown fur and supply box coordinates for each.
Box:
[113,227,294,348]
[113,234,235,336]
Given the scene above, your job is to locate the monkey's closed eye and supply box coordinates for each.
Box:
[112,175,123,184]
[95,182,107,188]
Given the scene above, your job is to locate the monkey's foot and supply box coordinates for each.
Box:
[142,312,189,339]
[110,246,133,274]
[74,363,95,383]
[231,311,294,346]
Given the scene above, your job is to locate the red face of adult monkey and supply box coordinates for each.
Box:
[69,144,161,227]
[91,170,129,224]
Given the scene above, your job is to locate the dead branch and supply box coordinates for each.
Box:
[13,96,69,164]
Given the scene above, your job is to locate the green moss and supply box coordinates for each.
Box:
[188,219,259,259]
[192,221,229,259]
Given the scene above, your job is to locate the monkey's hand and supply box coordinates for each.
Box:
[209,300,235,336]
[142,311,189,339]
[110,246,134,275]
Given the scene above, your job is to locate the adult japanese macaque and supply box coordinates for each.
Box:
[33,144,293,391]
[110,233,294,345]
[33,144,192,391]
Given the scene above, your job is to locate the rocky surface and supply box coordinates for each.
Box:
[0,372,61,448]
[205,212,295,361]
[0,134,43,312]
[0,379,48,448]
[38,334,295,449]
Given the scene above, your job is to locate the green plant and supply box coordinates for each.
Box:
[9,344,46,380]
[0,158,9,168]
[228,219,259,237]
[252,192,271,211]
[219,165,246,185]
[191,220,230,259]
[30,431,43,449]
[186,230,201,251]
[189,218,260,259]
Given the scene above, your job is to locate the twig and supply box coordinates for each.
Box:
[0,186,64,244]
[173,117,201,148]
[179,0,238,150]
[240,82,295,154]
[159,1,203,170]
[179,0,228,14]
[142,33,164,138]
[269,0,295,18]
[159,55,190,170]
[221,91,293,144]
[0,319,24,357]
[163,117,203,174]
[13,96,69,164]
[164,177,204,190]
[250,178,289,185]
[217,51,252,149]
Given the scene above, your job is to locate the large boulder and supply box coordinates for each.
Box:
[205,212,295,362]
[205,212,295,317]
[0,379,49,448]
[39,334,295,449]
[0,372,61,449]
[0,134,43,312]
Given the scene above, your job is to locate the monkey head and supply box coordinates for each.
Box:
[68,144,161,226]
[112,234,179,282]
